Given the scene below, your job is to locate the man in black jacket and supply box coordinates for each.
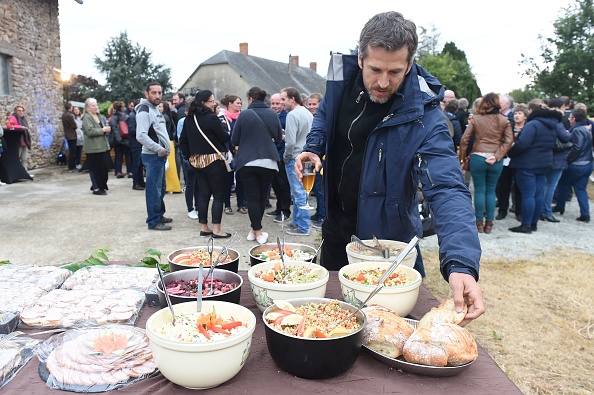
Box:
[127,99,145,190]
[172,92,186,127]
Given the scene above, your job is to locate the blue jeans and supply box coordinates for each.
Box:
[285,159,309,232]
[182,157,199,212]
[469,155,503,221]
[555,163,593,217]
[514,168,547,227]
[142,153,167,228]
[542,168,563,217]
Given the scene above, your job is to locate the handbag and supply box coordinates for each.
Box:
[119,120,129,138]
[193,116,233,172]
[553,137,572,152]
[461,156,470,171]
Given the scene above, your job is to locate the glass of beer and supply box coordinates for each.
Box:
[300,162,316,210]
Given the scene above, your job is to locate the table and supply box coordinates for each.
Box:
[2,272,522,394]
[0,128,32,183]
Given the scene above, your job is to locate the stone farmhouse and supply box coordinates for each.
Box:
[0,0,65,169]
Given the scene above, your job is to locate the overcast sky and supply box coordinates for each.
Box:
[58,0,565,98]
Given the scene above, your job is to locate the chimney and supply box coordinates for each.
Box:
[309,62,317,72]
[290,55,299,66]
[239,42,248,56]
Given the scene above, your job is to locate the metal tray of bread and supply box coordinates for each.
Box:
[363,318,475,377]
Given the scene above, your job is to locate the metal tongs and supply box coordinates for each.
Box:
[328,236,419,330]
[351,235,389,258]
[157,264,176,325]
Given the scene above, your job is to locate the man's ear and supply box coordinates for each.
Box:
[358,53,363,70]
[405,62,413,75]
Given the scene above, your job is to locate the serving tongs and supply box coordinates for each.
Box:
[327,236,419,331]
[276,236,287,279]
[198,238,214,312]
[203,232,239,295]
[157,264,176,326]
[351,235,389,258]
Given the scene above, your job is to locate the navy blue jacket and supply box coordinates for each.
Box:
[508,108,560,170]
[552,122,571,170]
[303,53,481,281]
[231,100,283,172]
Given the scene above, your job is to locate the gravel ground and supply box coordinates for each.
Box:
[1,165,592,266]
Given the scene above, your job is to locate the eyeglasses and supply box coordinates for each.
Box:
[207,100,216,104]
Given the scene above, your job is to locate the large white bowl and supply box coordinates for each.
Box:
[247,260,329,312]
[345,239,418,266]
[145,301,256,389]
[338,262,422,317]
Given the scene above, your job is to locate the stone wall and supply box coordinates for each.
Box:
[0,0,63,169]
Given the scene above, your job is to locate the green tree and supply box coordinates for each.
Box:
[508,86,543,105]
[417,42,482,101]
[524,0,594,112]
[93,32,173,102]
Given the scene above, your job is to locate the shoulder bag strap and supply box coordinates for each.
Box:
[193,116,226,160]
[248,109,276,142]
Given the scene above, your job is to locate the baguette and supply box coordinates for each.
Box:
[362,305,414,358]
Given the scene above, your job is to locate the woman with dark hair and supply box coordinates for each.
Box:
[219,94,247,214]
[232,87,283,244]
[179,90,232,238]
[459,92,514,234]
[110,101,132,178]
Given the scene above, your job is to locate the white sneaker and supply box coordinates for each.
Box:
[76,164,82,170]
[256,232,269,245]
[590,175,594,183]
[0,181,6,186]
[187,210,198,220]
[247,231,256,241]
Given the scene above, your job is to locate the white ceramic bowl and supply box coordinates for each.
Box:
[345,239,418,267]
[145,301,256,389]
[247,260,329,312]
[338,262,422,317]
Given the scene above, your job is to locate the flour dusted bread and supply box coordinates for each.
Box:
[362,305,414,358]
[403,323,477,366]
[402,298,477,367]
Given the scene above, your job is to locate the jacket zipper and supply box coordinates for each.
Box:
[416,153,434,186]
[338,96,367,211]
[374,147,383,192]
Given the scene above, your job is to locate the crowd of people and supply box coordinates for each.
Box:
[7,10,592,326]
[451,91,592,234]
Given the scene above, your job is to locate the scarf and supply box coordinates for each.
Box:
[225,109,240,122]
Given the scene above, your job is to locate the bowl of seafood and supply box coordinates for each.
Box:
[262,298,366,379]
[145,301,256,389]
[168,246,240,273]
[338,261,422,317]
[247,260,329,312]
[156,268,242,307]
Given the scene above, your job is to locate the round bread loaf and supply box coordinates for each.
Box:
[362,305,414,358]
[402,322,478,367]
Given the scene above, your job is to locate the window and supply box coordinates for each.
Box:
[0,54,11,96]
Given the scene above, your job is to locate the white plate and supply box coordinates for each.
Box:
[363,318,475,377]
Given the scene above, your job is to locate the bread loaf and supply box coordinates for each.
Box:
[362,305,414,358]
[403,323,477,366]
[402,298,477,367]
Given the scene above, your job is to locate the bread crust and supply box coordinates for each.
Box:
[362,305,414,358]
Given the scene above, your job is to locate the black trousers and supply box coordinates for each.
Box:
[271,159,292,217]
[67,139,77,170]
[496,166,522,216]
[237,166,277,231]
[87,151,109,191]
[194,160,227,225]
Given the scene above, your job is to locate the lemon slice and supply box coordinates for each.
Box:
[329,326,351,337]
[281,314,304,326]
[274,300,296,313]
[309,267,324,278]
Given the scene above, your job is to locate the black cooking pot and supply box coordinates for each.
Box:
[262,297,366,379]
[156,268,242,307]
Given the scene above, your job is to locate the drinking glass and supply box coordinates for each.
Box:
[300,162,316,210]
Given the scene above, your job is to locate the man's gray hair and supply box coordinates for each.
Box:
[359,11,418,64]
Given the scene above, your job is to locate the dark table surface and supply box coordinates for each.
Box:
[2,271,522,394]
[0,128,32,184]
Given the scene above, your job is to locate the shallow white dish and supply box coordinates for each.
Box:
[346,239,417,266]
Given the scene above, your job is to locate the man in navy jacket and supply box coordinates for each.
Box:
[295,11,484,325]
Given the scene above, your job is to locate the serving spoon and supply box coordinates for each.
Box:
[327,236,419,331]
[276,236,287,279]
[157,264,176,326]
